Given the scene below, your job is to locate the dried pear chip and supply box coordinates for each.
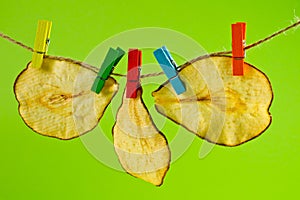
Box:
[14,57,118,139]
[152,56,273,146]
[113,89,171,186]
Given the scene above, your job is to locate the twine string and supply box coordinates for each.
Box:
[1,20,300,78]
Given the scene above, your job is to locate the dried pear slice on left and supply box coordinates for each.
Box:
[14,57,118,139]
[113,89,171,186]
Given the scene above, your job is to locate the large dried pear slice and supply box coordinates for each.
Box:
[113,89,171,186]
[14,57,118,139]
[152,56,273,146]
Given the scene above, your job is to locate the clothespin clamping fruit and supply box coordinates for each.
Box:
[153,46,186,95]
[91,47,125,94]
[232,22,246,76]
[31,20,52,68]
[126,49,142,98]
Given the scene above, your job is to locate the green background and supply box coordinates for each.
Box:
[1,0,300,199]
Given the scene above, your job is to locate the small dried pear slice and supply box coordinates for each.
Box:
[113,89,171,186]
[14,57,118,139]
[152,56,273,146]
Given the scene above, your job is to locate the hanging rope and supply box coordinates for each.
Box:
[1,20,300,78]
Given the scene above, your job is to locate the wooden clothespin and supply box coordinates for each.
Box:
[232,22,246,76]
[153,46,186,95]
[91,47,125,94]
[31,20,52,68]
[126,49,142,98]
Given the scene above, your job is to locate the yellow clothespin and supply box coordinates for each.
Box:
[31,20,52,68]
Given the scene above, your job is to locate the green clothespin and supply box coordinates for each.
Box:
[91,47,125,94]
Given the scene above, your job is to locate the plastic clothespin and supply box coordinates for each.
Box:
[91,47,125,94]
[126,49,142,98]
[31,20,52,68]
[153,46,186,95]
[232,22,246,76]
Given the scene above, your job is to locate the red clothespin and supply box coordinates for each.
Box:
[126,49,142,98]
[232,22,246,76]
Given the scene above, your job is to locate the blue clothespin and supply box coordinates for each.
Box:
[153,46,186,95]
[91,47,125,94]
